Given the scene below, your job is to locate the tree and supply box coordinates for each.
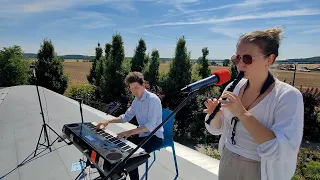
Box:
[161,37,192,137]
[197,47,211,78]
[94,43,104,87]
[0,45,30,87]
[34,39,68,94]
[87,43,103,84]
[223,59,230,66]
[99,33,126,105]
[96,43,111,98]
[144,49,160,89]
[104,43,112,69]
[219,64,238,94]
[131,38,147,72]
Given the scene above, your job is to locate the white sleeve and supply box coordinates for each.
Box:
[257,88,304,161]
[205,113,225,135]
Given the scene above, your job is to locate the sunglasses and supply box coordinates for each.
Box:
[231,54,266,65]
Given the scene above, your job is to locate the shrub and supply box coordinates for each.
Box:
[302,161,320,180]
[0,45,31,87]
[294,148,320,179]
[204,146,221,160]
[299,87,320,141]
[65,84,96,101]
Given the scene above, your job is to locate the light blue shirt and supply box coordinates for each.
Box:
[120,89,164,139]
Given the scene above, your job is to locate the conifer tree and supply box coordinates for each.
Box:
[144,49,160,90]
[100,34,126,103]
[87,43,102,84]
[95,43,104,87]
[34,39,68,94]
[197,47,211,78]
[131,38,147,72]
[161,37,192,136]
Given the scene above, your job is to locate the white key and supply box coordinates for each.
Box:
[91,122,145,154]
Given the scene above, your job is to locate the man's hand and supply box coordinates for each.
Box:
[117,130,134,139]
[96,120,109,130]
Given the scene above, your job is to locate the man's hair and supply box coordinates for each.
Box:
[125,72,144,85]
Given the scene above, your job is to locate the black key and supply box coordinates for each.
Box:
[118,142,127,147]
[109,137,118,142]
[122,145,130,150]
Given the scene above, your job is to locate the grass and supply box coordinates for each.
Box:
[63,61,91,84]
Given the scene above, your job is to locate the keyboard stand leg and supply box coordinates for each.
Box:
[74,159,90,180]
[93,168,128,180]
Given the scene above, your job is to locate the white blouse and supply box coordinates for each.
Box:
[205,78,304,180]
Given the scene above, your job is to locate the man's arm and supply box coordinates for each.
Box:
[117,126,149,139]
[96,103,136,129]
[104,117,123,124]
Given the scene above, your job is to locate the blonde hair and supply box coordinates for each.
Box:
[237,27,283,64]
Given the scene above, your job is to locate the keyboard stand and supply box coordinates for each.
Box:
[74,158,128,180]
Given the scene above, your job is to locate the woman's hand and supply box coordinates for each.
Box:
[219,91,247,118]
[203,98,222,115]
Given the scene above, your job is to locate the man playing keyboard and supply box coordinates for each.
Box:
[96,71,164,180]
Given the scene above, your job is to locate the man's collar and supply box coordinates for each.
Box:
[139,89,148,101]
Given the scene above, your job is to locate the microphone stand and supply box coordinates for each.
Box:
[102,89,199,180]
[0,66,72,180]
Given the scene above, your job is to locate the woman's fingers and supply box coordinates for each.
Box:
[219,100,230,107]
[221,92,237,102]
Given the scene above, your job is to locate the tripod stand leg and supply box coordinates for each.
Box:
[33,125,45,157]
[46,124,72,145]
[42,123,52,152]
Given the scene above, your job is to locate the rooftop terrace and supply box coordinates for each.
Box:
[0,86,220,180]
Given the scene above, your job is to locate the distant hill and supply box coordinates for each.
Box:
[24,53,37,58]
[23,53,320,64]
[23,53,94,60]
[278,56,320,64]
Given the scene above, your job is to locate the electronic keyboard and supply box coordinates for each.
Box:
[62,122,150,179]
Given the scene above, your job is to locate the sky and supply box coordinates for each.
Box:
[1,0,320,60]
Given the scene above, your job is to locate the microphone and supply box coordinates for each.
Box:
[181,69,231,93]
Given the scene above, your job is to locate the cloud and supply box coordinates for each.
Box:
[209,27,244,38]
[142,9,320,28]
[47,11,115,29]
[162,0,294,18]
[0,0,136,14]
[299,25,320,34]
[129,31,175,40]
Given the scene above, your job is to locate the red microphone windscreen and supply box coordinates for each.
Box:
[212,69,231,85]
